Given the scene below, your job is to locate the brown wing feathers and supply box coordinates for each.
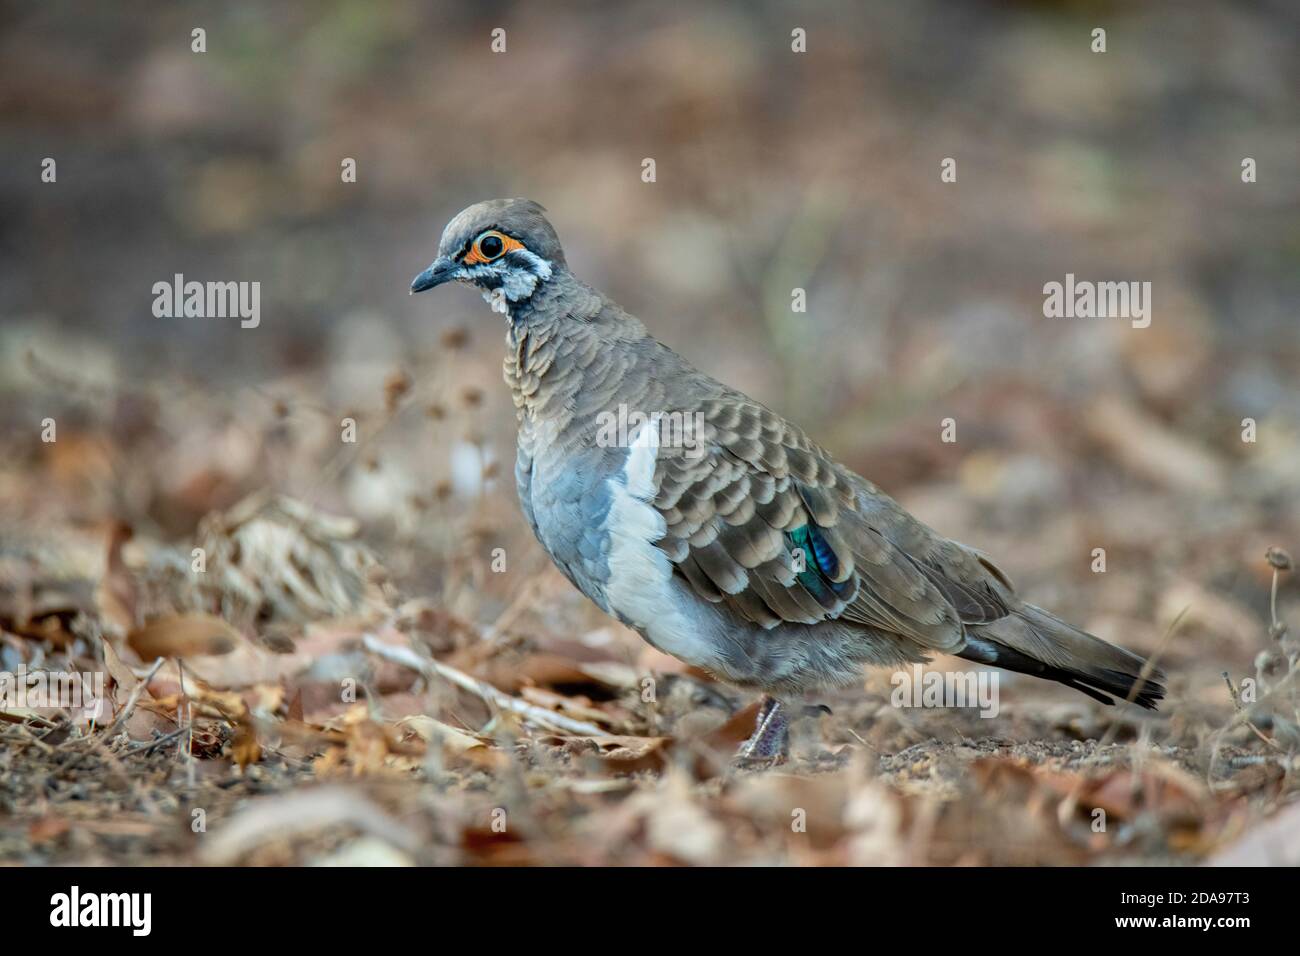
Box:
[651,395,1165,708]
[654,394,983,644]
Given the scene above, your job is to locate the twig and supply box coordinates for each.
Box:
[361,633,606,736]
[1095,604,1186,751]
[481,575,547,643]
[1208,664,1300,789]
[62,657,165,774]
[8,719,57,757]
[1222,671,1241,708]
[1207,554,1297,788]
[125,727,188,756]
[99,656,166,742]
[1223,671,1283,751]
[0,711,57,729]
[1270,568,1281,635]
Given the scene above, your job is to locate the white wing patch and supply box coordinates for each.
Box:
[603,418,720,669]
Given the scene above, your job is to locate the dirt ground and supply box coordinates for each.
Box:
[0,478,1295,865]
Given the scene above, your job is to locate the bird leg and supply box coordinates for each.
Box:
[736,695,789,763]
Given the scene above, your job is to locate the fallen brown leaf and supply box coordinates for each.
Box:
[536,734,674,775]
[126,612,241,659]
[94,519,137,635]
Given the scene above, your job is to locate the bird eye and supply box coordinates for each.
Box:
[477,232,505,260]
[462,230,522,266]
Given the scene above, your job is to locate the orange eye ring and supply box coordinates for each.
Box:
[463,230,524,266]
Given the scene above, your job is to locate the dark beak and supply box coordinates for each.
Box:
[410,256,458,294]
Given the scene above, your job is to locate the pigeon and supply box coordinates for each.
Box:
[411,198,1164,761]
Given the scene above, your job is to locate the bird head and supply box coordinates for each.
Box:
[410,198,565,312]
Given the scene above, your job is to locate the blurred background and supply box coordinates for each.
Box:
[0,1,1298,864]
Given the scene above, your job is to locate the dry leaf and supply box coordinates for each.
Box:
[231,716,261,768]
[101,639,140,700]
[126,612,241,659]
[538,734,674,775]
[395,715,486,755]
[518,686,619,727]
[94,519,137,635]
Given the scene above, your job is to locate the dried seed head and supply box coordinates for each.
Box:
[384,369,412,411]
[461,386,485,407]
[440,326,470,351]
[433,480,453,501]
[1255,648,1284,674]
[425,402,446,421]
[1266,546,1293,571]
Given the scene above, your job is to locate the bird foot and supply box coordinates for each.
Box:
[734,696,790,767]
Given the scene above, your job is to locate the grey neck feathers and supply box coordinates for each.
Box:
[503,271,652,435]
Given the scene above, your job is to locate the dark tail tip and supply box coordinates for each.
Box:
[959,637,1165,710]
[1060,668,1164,709]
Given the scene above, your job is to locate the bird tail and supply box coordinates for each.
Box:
[958,604,1164,709]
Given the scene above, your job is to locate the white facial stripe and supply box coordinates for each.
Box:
[517,249,552,281]
[460,249,553,304]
